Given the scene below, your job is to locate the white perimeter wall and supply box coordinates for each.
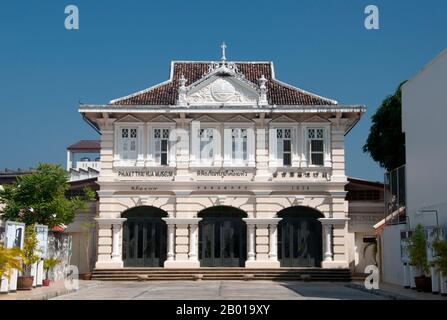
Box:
[381,223,406,285]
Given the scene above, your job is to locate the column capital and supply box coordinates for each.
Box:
[243,218,282,225]
[95,218,126,226]
[162,218,202,225]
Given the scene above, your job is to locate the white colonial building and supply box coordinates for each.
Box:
[79,48,365,270]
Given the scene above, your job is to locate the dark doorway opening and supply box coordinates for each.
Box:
[198,206,247,267]
[122,206,167,267]
[277,206,323,267]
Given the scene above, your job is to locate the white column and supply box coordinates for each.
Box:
[324,224,333,262]
[36,259,44,286]
[403,263,411,288]
[247,224,256,261]
[167,224,175,261]
[410,266,417,289]
[431,267,440,294]
[0,276,9,293]
[31,262,37,287]
[440,274,447,296]
[111,223,122,262]
[95,218,126,269]
[163,218,201,268]
[268,224,278,261]
[188,224,198,261]
[243,218,281,268]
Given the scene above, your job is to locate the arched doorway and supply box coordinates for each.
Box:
[277,206,323,267]
[122,206,168,267]
[198,206,247,267]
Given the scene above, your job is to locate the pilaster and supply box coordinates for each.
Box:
[163,218,202,268]
[95,218,126,269]
[243,218,281,268]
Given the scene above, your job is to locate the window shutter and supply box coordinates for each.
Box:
[190,121,200,166]
[169,128,176,166]
[223,127,232,166]
[247,128,255,166]
[269,128,277,168]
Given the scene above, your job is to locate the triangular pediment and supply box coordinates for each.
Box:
[186,74,259,107]
[194,115,219,123]
[303,115,330,123]
[149,115,175,123]
[115,114,143,123]
[226,115,254,123]
[270,115,297,123]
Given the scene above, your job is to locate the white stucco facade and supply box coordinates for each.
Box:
[79,56,365,270]
[402,49,447,228]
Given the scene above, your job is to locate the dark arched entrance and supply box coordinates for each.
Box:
[277,206,323,267]
[198,206,247,267]
[122,206,167,267]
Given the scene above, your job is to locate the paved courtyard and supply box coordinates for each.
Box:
[52,281,388,300]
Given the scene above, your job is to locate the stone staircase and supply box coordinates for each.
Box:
[92,268,352,282]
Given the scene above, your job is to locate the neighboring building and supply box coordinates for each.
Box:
[378,49,447,290]
[345,178,384,274]
[79,47,366,270]
[67,140,101,182]
[402,49,447,228]
[400,49,447,292]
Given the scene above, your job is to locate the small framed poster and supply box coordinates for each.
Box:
[35,224,49,259]
[5,221,26,250]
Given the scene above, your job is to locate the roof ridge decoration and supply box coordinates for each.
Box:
[108,45,338,107]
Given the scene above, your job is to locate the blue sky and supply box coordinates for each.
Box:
[0,0,446,182]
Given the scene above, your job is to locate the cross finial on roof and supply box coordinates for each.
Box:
[221,42,227,63]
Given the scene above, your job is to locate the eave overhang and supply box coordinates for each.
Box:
[79,104,366,136]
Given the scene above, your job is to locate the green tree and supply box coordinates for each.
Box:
[0,163,95,228]
[363,82,406,172]
[21,225,40,276]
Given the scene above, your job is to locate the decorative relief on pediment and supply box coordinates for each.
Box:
[187,78,258,106]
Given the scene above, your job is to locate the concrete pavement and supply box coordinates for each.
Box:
[52,281,388,300]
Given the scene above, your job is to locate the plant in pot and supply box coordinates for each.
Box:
[43,257,61,286]
[0,245,22,288]
[17,225,40,290]
[407,224,431,292]
[432,239,447,295]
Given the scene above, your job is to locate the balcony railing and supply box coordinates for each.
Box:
[384,165,406,225]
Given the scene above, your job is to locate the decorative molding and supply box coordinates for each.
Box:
[243,218,282,225]
[269,115,297,124]
[115,114,143,123]
[149,114,175,123]
[162,218,202,225]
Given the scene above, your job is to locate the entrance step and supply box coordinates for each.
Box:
[92,268,352,282]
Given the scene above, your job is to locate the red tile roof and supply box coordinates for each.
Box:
[67,140,101,151]
[110,62,336,106]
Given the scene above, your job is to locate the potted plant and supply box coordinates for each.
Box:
[43,257,60,286]
[17,225,40,290]
[432,238,447,295]
[0,245,22,288]
[407,224,431,292]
